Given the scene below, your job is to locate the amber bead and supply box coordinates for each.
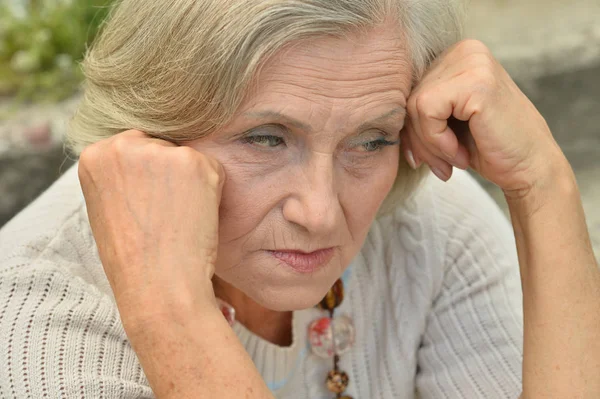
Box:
[318,278,345,310]
[326,370,349,393]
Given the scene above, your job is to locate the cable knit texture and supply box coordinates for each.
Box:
[0,164,523,398]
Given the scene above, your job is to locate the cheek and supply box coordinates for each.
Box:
[342,152,400,225]
[216,162,282,243]
[356,150,400,194]
[380,150,401,194]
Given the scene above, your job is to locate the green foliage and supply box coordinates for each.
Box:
[0,0,115,104]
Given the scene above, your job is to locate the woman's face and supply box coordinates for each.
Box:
[184,24,413,311]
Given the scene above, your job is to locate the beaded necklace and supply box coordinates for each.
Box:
[309,278,354,398]
[217,278,355,398]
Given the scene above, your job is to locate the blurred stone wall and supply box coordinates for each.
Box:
[466,0,600,81]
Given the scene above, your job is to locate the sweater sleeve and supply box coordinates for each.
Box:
[0,261,154,398]
[415,171,524,398]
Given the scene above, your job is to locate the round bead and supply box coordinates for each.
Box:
[326,370,349,393]
[318,279,344,310]
[308,315,355,358]
[216,298,236,326]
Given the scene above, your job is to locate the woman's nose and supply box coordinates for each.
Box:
[282,153,341,235]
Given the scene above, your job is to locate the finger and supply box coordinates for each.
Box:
[405,119,454,181]
[406,92,451,170]
[411,81,458,156]
[176,147,227,201]
[204,153,227,197]
[407,106,470,170]
[400,127,420,169]
[409,77,472,169]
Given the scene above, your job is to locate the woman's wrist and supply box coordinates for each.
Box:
[123,292,273,399]
[503,149,600,398]
[503,148,577,218]
[503,149,594,279]
[120,275,219,340]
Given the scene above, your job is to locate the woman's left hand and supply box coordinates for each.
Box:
[402,39,565,197]
[407,40,600,399]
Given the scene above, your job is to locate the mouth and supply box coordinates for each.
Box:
[267,247,336,273]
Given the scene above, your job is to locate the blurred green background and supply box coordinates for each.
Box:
[0,0,114,104]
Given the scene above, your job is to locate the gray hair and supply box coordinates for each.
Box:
[67,0,467,209]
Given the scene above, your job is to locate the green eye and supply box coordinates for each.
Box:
[243,135,285,147]
[360,138,399,152]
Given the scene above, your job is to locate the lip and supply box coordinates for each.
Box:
[267,248,335,273]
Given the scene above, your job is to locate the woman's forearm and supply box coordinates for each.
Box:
[506,156,600,398]
[125,300,274,399]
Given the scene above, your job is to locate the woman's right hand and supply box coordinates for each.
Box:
[78,129,225,329]
[79,130,274,399]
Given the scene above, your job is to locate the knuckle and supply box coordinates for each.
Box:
[415,90,438,120]
[201,157,223,188]
[470,102,484,115]
[141,143,164,163]
[205,168,222,188]
[214,162,226,186]
[78,158,91,183]
[473,66,497,89]
[174,147,215,181]
[414,90,433,112]
[193,154,223,188]
[463,51,494,69]
[78,144,104,186]
[176,146,200,166]
[79,144,100,166]
[457,39,489,54]
[478,52,496,68]
[111,134,132,155]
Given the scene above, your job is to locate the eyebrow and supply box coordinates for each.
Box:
[243,110,313,132]
[242,106,406,134]
[357,107,406,132]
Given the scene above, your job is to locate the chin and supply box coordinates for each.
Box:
[234,266,341,311]
[247,283,331,312]
[215,249,351,311]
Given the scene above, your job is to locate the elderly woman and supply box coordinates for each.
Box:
[1,0,599,398]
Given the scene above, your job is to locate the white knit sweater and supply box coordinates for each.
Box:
[0,164,523,398]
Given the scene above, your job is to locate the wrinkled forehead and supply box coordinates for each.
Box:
[234,24,413,130]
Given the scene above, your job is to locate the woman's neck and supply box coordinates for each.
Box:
[212,276,293,347]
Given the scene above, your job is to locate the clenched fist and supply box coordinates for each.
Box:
[402,39,565,198]
[78,129,225,329]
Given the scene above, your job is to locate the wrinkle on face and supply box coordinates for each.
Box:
[184,20,413,312]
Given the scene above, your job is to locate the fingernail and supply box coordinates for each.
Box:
[431,166,450,182]
[405,149,417,169]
